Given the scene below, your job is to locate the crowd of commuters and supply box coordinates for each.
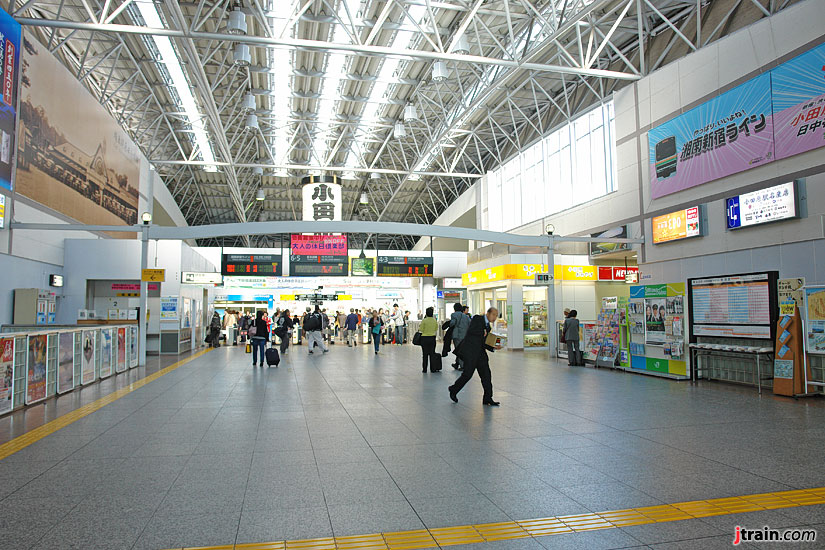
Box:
[208,301,502,407]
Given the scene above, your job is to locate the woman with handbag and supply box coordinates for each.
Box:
[419,307,438,372]
[249,310,268,367]
[368,311,384,355]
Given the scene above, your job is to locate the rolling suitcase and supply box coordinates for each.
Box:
[430,353,442,372]
[265,347,280,367]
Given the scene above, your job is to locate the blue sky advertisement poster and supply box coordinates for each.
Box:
[648,73,775,199]
[0,7,20,191]
[771,42,825,161]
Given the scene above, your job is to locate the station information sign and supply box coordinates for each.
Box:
[221,254,282,276]
[289,256,347,276]
[377,256,434,277]
[651,206,701,244]
[725,181,797,229]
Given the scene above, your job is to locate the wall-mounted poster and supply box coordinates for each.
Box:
[805,287,825,354]
[644,298,668,343]
[160,296,178,320]
[771,42,825,160]
[182,298,191,329]
[649,73,774,199]
[0,337,14,414]
[0,8,21,191]
[99,329,113,378]
[16,33,140,230]
[25,334,47,404]
[115,327,127,373]
[57,332,74,393]
[81,330,96,384]
[129,326,138,368]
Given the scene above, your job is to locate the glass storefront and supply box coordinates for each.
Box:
[523,286,548,348]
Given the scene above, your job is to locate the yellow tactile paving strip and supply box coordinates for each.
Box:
[0,348,212,461]
[164,486,825,550]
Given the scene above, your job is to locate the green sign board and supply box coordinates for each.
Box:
[644,284,668,298]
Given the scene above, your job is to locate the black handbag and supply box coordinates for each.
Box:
[412,331,422,346]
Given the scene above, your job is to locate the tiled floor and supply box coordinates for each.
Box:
[1,343,824,550]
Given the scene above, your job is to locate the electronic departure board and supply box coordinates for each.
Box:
[221,254,282,276]
[289,255,347,276]
[377,256,433,277]
[687,271,779,340]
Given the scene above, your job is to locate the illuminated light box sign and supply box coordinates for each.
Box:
[589,226,630,257]
[377,256,433,277]
[726,181,797,230]
[597,266,639,281]
[221,254,282,276]
[651,206,701,244]
[290,234,347,256]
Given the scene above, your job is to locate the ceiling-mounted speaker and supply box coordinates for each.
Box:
[242,92,256,112]
[245,113,259,131]
[403,104,417,122]
[227,8,247,35]
[432,61,449,82]
[452,34,470,54]
[234,43,251,66]
[393,122,406,139]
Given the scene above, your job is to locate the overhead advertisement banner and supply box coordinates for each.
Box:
[17,33,141,230]
[648,73,774,199]
[589,226,629,257]
[290,234,347,256]
[771,42,825,160]
[0,8,20,191]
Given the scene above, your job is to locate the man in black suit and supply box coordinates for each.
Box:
[448,307,501,407]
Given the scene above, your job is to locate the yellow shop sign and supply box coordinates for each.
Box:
[463,264,599,285]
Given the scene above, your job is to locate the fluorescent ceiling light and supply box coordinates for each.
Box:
[135,1,217,172]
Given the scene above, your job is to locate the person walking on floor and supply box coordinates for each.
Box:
[345,308,359,347]
[303,306,328,355]
[274,309,293,355]
[419,307,438,372]
[250,310,268,367]
[391,304,404,345]
[209,311,222,347]
[448,307,502,406]
[563,309,582,366]
[448,302,471,370]
[368,311,384,355]
[222,310,238,345]
[337,310,347,343]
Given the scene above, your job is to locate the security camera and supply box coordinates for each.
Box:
[545,223,555,236]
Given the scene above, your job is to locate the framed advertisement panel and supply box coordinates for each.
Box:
[25,334,48,404]
[80,330,96,384]
[99,328,113,378]
[0,7,21,192]
[115,327,127,373]
[129,326,138,368]
[57,332,75,393]
[0,336,14,414]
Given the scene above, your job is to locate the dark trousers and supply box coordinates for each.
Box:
[373,334,381,352]
[566,340,581,365]
[420,336,436,371]
[451,354,493,401]
[280,332,290,353]
[251,338,266,364]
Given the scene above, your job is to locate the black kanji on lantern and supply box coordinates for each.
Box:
[313,202,335,220]
[312,184,334,201]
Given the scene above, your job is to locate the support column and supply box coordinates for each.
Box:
[547,237,556,358]
[139,168,155,367]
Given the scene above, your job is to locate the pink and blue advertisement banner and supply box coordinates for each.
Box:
[649,74,774,199]
[0,7,20,191]
[771,42,825,161]
[649,42,825,199]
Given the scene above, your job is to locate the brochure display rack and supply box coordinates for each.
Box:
[628,284,688,379]
[773,305,806,396]
[801,286,825,394]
